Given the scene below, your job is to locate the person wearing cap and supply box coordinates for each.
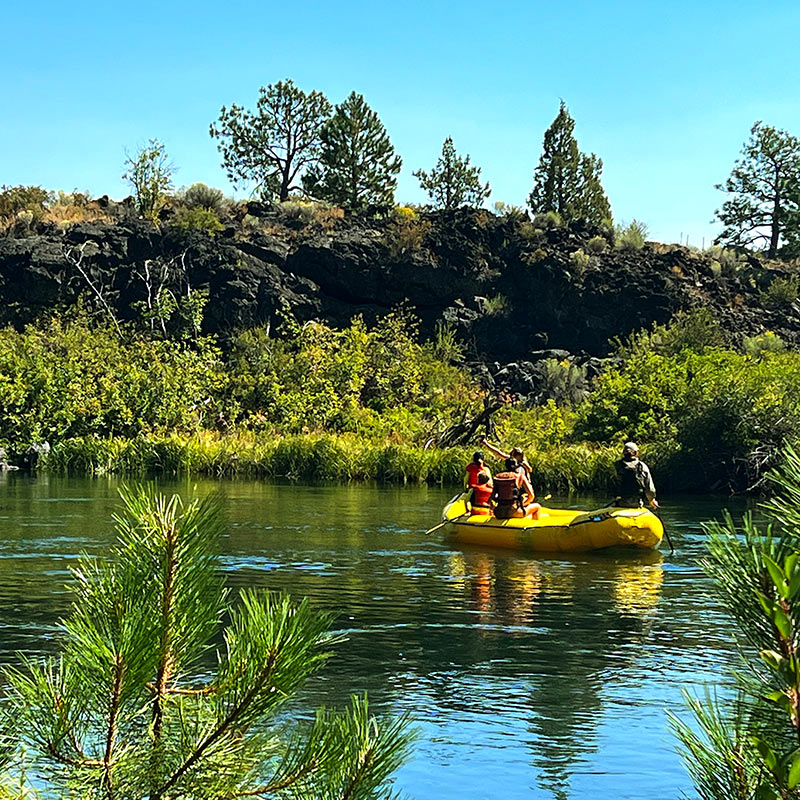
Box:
[480,437,532,477]
[614,442,658,509]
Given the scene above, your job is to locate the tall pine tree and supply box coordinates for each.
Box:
[529,102,611,226]
[303,92,402,211]
[715,121,800,258]
[413,137,491,209]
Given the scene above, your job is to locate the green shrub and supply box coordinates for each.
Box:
[586,235,608,254]
[570,248,590,274]
[173,206,223,234]
[532,210,563,229]
[178,182,228,213]
[743,330,786,356]
[384,207,431,258]
[760,274,799,308]
[614,219,648,251]
[0,185,51,224]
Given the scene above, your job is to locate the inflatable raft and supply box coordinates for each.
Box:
[440,492,664,552]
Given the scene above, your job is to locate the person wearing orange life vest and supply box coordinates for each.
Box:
[491,457,540,519]
[480,437,532,478]
[470,472,494,515]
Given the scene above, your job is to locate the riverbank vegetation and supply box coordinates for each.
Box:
[2,306,800,493]
[0,486,414,798]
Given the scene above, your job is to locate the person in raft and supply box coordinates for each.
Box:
[480,437,532,477]
[470,472,494,515]
[466,449,491,487]
[614,441,659,509]
[465,450,493,514]
[491,457,540,519]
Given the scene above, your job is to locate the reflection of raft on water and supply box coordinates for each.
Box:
[441,492,664,552]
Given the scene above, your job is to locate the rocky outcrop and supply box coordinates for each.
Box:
[1,206,798,368]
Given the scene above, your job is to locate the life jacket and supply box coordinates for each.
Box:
[465,462,487,489]
[492,472,519,503]
[471,483,493,508]
[617,459,646,501]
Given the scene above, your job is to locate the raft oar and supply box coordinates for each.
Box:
[654,508,675,555]
[425,519,450,536]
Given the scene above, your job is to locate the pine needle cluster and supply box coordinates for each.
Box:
[0,487,415,799]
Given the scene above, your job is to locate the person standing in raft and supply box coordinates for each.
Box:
[614,442,659,509]
[492,458,540,519]
[480,437,532,477]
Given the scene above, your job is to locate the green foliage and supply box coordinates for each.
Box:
[761,274,800,308]
[715,121,800,258]
[413,137,491,210]
[303,92,402,211]
[0,185,50,227]
[177,182,228,213]
[528,101,612,226]
[210,79,332,201]
[173,206,223,234]
[122,139,175,222]
[569,248,590,274]
[541,358,588,406]
[671,448,800,799]
[383,207,431,258]
[228,308,478,434]
[0,317,227,450]
[744,331,787,356]
[614,219,648,251]
[0,487,415,798]
[575,311,800,489]
[586,234,608,254]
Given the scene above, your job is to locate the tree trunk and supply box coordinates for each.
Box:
[769,166,781,258]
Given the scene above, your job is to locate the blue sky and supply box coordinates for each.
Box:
[2,0,798,244]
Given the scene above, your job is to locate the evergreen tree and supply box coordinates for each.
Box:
[528,102,611,226]
[1,487,414,799]
[210,79,332,201]
[715,121,800,258]
[303,92,402,211]
[413,137,491,210]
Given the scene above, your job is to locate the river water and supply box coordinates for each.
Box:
[0,472,748,799]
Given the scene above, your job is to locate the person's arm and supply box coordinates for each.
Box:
[642,464,658,508]
[480,437,510,462]
[521,473,535,502]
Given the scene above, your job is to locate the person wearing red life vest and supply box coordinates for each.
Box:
[465,449,492,489]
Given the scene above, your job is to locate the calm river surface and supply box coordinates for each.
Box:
[0,472,748,799]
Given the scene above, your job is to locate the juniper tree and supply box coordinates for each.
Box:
[715,121,800,258]
[528,102,611,226]
[413,137,490,210]
[1,487,414,800]
[303,92,402,211]
[670,445,800,799]
[210,79,332,201]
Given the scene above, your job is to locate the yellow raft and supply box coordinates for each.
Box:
[440,492,664,552]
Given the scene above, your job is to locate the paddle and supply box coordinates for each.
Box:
[425,519,450,536]
[655,507,675,555]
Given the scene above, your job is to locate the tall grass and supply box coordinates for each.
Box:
[41,432,619,491]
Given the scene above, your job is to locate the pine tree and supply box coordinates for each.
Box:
[413,137,491,210]
[528,102,611,226]
[715,121,800,258]
[303,92,402,211]
[210,79,332,201]
[1,487,414,799]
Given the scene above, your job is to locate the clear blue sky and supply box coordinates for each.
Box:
[2,0,799,245]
